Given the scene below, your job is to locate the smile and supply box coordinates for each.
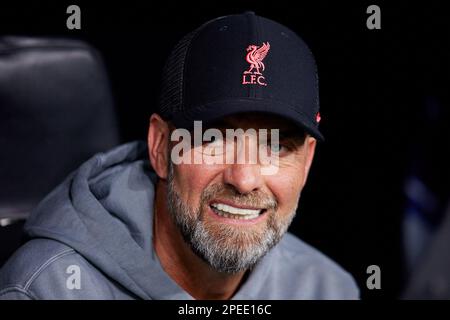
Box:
[210,202,265,220]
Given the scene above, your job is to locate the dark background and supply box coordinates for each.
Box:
[1,1,449,299]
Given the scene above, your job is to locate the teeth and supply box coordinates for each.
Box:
[212,203,261,215]
[213,209,259,220]
[211,203,262,220]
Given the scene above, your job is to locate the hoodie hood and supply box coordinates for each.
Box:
[24,141,191,299]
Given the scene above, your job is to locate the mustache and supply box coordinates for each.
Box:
[201,183,278,210]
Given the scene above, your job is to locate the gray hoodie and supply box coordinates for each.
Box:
[0,141,359,300]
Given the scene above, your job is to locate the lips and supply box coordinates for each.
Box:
[210,202,265,220]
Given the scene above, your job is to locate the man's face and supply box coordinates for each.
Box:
[164,113,316,273]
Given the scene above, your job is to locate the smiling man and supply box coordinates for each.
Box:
[0,12,359,299]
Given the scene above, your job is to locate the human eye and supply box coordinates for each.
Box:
[201,134,226,156]
[203,135,224,147]
[260,140,288,157]
[269,142,289,155]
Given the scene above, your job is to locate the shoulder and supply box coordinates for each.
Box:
[0,239,119,299]
[0,239,75,299]
[269,232,360,299]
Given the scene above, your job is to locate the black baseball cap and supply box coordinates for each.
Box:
[158,11,324,141]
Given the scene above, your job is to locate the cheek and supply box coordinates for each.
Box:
[266,165,305,212]
[173,163,223,204]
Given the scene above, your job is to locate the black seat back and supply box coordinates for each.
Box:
[0,37,120,265]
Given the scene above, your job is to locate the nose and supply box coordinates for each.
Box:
[223,163,263,194]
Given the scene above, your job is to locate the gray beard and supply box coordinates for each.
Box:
[165,161,297,274]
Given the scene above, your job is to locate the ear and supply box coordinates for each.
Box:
[302,136,317,186]
[148,113,170,179]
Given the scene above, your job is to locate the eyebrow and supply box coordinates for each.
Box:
[278,128,305,138]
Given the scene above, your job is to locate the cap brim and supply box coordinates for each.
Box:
[171,98,324,142]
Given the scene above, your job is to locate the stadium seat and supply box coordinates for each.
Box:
[0,36,120,266]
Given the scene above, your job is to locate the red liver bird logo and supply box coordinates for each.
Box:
[242,42,270,86]
[244,42,270,75]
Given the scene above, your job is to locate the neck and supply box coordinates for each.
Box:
[153,180,246,300]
